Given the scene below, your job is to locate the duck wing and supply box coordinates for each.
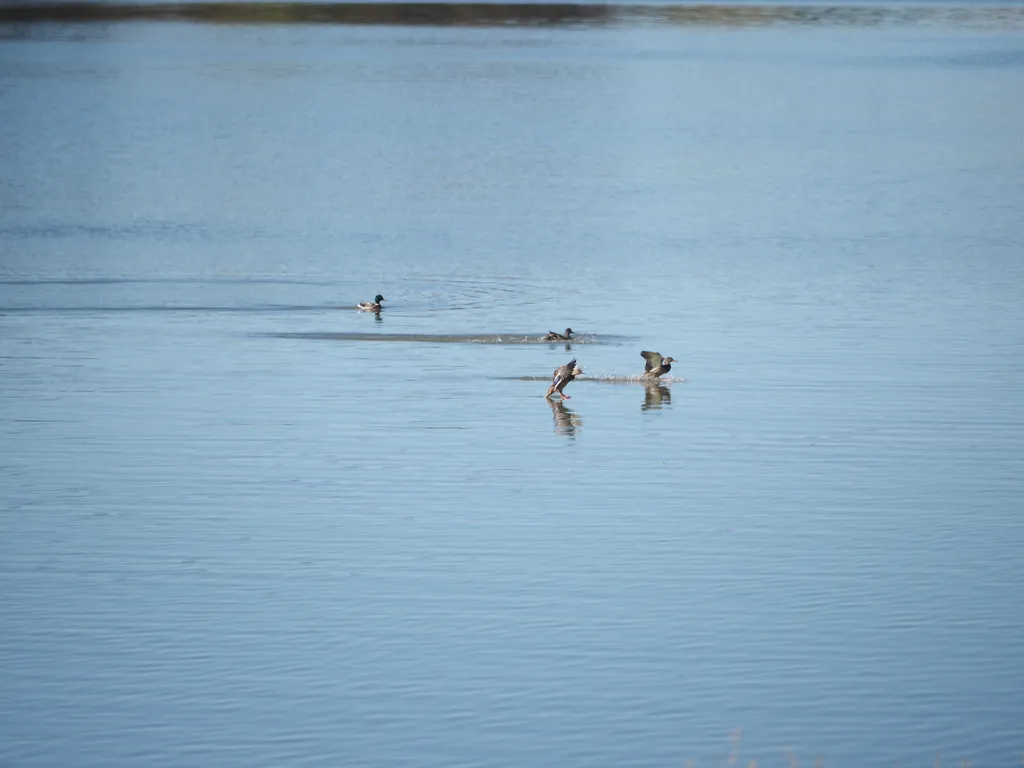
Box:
[641,350,663,372]
[552,358,577,387]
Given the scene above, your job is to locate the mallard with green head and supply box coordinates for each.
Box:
[545,358,583,400]
[544,327,574,341]
[641,350,677,379]
[356,294,386,312]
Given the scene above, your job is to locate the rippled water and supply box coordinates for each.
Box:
[2,4,1023,766]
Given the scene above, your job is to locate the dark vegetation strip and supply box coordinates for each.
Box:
[1,2,1022,28]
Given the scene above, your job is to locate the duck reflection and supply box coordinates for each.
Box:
[548,399,583,438]
[641,382,672,412]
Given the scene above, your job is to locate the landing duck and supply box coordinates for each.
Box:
[546,358,583,400]
[641,350,677,379]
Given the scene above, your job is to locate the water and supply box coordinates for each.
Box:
[2,4,1023,766]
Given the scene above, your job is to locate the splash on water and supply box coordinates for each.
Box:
[580,373,688,384]
[505,374,687,384]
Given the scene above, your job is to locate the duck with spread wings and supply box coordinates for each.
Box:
[545,358,583,400]
[641,350,677,379]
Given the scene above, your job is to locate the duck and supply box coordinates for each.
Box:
[544,327,574,341]
[641,350,677,379]
[356,294,386,312]
[545,358,583,400]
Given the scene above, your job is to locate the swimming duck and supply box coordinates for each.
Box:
[545,358,583,400]
[641,350,677,379]
[356,294,386,312]
[544,327,574,341]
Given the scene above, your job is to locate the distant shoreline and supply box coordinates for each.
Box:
[2,1,1023,29]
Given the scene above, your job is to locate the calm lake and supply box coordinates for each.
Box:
[1,3,1023,766]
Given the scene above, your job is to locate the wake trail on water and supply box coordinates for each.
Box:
[505,374,687,384]
[265,332,625,345]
